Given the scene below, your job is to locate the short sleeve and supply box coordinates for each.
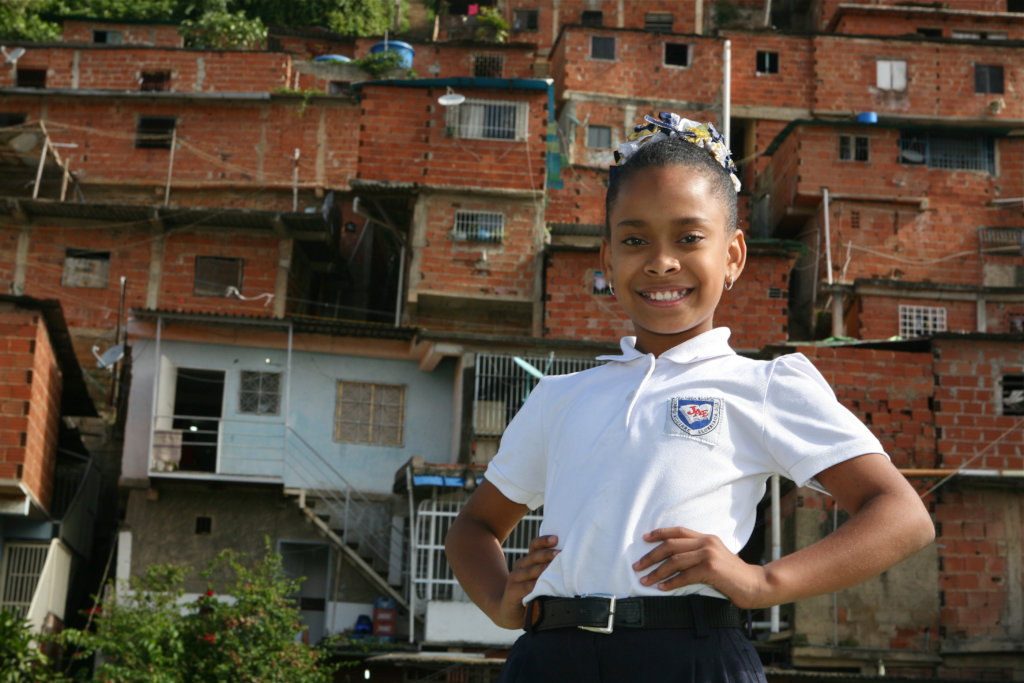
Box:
[761,353,887,490]
[483,378,549,510]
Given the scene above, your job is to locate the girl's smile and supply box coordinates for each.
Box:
[601,164,746,357]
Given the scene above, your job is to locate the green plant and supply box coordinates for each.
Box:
[349,50,407,78]
[475,6,509,43]
[0,609,63,682]
[326,0,409,36]
[58,542,336,682]
[179,0,267,49]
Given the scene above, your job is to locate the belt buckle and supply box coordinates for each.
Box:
[578,594,616,634]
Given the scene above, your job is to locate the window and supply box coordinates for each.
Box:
[916,27,942,38]
[0,543,48,619]
[62,249,110,288]
[838,135,869,162]
[513,8,538,31]
[140,70,171,92]
[194,256,243,296]
[446,99,528,141]
[135,116,176,149]
[1010,0,1024,11]
[1003,374,1024,416]
[899,132,995,173]
[195,516,212,534]
[93,29,122,44]
[1009,314,1024,333]
[334,381,405,446]
[238,371,282,415]
[590,36,615,60]
[898,305,947,338]
[645,12,674,32]
[580,10,603,26]
[953,30,1007,40]
[474,353,604,435]
[876,59,907,91]
[328,80,349,95]
[15,68,46,88]
[0,113,27,128]
[756,51,779,74]
[586,125,611,149]
[664,43,690,67]
[473,53,504,78]
[453,210,504,243]
[975,65,1004,94]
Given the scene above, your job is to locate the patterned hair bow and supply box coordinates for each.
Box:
[612,112,741,192]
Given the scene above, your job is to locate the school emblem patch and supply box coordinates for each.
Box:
[670,397,722,437]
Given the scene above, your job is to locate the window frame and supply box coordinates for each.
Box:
[756,51,779,74]
[898,304,947,338]
[238,370,283,416]
[15,68,46,89]
[644,12,674,33]
[876,59,907,92]
[445,98,529,142]
[135,115,177,150]
[590,35,616,61]
[838,135,869,162]
[974,64,1004,94]
[453,210,505,243]
[899,131,995,173]
[586,125,612,149]
[513,8,539,31]
[61,248,111,289]
[194,255,243,297]
[333,381,406,447]
[1002,374,1024,416]
[140,70,172,92]
[472,53,504,78]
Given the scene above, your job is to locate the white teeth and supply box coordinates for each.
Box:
[644,290,687,301]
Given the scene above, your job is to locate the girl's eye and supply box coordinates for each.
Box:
[680,234,703,244]
[622,236,646,246]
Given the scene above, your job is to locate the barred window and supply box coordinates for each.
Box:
[238,371,281,415]
[473,53,504,78]
[446,99,528,141]
[586,125,611,149]
[591,36,615,60]
[898,305,947,338]
[453,210,504,243]
[876,59,907,91]
[899,132,994,173]
[334,381,405,446]
[645,12,673,32]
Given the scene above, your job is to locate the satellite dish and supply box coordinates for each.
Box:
[9,132,39,153]
[438,87,465,107]
[900,149,925,164]
[1,47,26,65]
[92,343,125,369]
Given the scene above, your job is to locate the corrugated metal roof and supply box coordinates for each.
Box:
[131,308,419,341]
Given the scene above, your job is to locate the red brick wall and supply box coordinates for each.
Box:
[543,245,797,349]
[2,95,359,205]
[545,166,606,227]
[357,84,547,191]
[61,20,184,47]
[0,309,60,514]
[354,40,538,79]
[0,47,290,92]
[414,195,542,301]
[727,32,814,111]
[796,345,937,468]
[832,10,1024,39]
[933,337,1024,471]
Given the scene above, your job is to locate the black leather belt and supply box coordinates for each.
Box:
[525,594,742,634]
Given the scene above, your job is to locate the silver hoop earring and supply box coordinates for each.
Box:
[725,277,734,291]
[608,281,615,297]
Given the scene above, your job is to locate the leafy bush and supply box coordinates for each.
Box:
[0,609,62,682]
[59,543,336,682]
[179,0,266,49]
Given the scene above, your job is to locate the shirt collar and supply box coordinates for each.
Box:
[596,327,736,365]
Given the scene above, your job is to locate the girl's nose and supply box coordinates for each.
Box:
[645,248,680,275]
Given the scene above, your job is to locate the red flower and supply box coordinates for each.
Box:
[84,605,102,616]
[202,633,216,643]
[205,590,215,597]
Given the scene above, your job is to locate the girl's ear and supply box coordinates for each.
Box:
[599,239,614,282]
[726,229,747,283]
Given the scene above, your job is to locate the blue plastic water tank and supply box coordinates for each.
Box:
[313,54,351,63]
[369,41,415,69]
[856,111,878,123]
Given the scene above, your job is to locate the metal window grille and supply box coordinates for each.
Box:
[413,498,544,601]
[453,210,504,243]
[238,371,282,415]
[767,287,785,299]
[645,12,673,32]
[979,227,1024,252]
[334,381,405,446]
[664,43,690,67]
[591,36,615,60]
[876,60,907,91]
[898,305,947,338]
[473,353,604,436]
[851,211,861,230]
[446,99,528,141]
[0,543,48,619]
[586,125,611,149]
[756,51,779,74]
[473,53,504,78]
[899,133,994,173]
[1003,374,1024,416]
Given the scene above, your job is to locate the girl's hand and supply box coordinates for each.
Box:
[632,527,770,609]
[496,535,560,629]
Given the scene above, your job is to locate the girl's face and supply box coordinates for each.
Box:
[600,164,746,357]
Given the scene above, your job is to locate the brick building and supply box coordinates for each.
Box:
[0,0,1022,678]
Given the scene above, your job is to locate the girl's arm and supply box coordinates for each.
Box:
[445,479,560,629]
[633,452,934,608]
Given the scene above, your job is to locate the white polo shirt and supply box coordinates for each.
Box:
[484,327,886,602]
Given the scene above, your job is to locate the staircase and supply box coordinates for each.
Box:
[283,427,410,613]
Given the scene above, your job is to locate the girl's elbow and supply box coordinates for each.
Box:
[906,502,936,552]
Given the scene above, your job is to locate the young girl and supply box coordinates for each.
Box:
[445,113,934,682]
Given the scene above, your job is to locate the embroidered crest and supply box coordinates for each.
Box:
[670,397,722,436]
